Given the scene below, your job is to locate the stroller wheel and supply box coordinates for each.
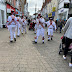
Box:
[59,51,61,55]
[59,43,62,48]
[29,28,31,30]
[47,32,48,35]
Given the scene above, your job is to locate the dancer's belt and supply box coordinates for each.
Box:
[39,28,41,29]
[49,28,52,29]
[11,24,16,25]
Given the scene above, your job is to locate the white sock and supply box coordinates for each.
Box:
[35,39,37,42]
[35,36,38,42]
[42,40,44,42]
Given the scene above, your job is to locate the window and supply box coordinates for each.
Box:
[71,0,72,3]
[1,10,4,24]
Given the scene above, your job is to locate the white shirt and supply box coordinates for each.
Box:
[16,17,21,25]
[8,15,17,25]
[63,17,72,39]
[39,18,45,27]
[33,20,36,23]
[36,18,45,29]
[36,18,39,28]
[21,19,27,27]
[45,21,56,29]
[6,16,11,26]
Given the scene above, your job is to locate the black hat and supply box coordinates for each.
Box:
[16,14,19,16]
[49,17,53,20]
[38,14,41,16]
[11,10,14,12]
[11,10,15,14]
[9,13,12,15]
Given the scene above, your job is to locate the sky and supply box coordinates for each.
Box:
[27,0,44,15]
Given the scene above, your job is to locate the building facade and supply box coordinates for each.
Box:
[47,0,58,20]
[19,0,25,16]
[0,0,7,28]
[24,0,28,17]
[0,0,26,28]
[6,0,16,17]
[68,0,72,17]
[57,0,70,20]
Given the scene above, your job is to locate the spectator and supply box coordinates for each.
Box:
[57,19,63,33]
[63,17,72,67]
[55,20,57,32]
[28,19,30,25]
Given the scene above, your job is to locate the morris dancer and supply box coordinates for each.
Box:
[45,17,56,41]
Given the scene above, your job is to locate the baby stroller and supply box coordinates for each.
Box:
[29,23,33,30]
[59,36,72,55]
[29,22,35,31]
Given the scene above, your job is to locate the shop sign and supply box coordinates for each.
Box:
[48,13,52,17]
[52,7,56,12]
[52,12,55,16]
[61,9,64,12]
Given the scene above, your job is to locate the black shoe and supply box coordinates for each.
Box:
[17,35,20,37]
[48,39,50,41]
[22,33,23,34]
[42,42,44,44]
[51,38,53,40]
[10,41,13,43]
[33,41,37,44]
[32,41,35,42]
[14,38,16,41]
[34,33,36,34]
[60,32,61,33]
[25,32,27,34]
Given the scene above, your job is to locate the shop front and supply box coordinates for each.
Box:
[0,2,6,28]
[6,4,15,18]
[58,8,69,20]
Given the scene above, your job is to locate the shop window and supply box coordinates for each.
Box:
[64,3,69,8]
[0,10,1,25]
[1,10,4,24]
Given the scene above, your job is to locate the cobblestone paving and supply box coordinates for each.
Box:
[28,28,72,72]
[0,28,72,72]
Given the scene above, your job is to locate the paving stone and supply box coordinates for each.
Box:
[0,28,72,72]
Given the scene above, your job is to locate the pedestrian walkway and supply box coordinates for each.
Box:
[0,29,72,72]
[0,29,53,72]
[28,29,72,72]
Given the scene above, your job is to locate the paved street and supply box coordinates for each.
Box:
[0,28,72,72]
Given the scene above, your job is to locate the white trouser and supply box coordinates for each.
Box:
[34,24,37,33]
[35,28,45,42]
[21,25,26,33]
[17,23,21,36]
[7,25,10,31]
[9,25,16,41]
[48,28,53,40]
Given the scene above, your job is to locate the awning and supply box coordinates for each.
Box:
[7,4,15,13]
[16,9,20,15]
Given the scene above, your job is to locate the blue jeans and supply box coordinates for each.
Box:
[60,26,62,33]
[53,27,55,31]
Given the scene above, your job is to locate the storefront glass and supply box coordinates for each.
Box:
[58,11,67,20]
